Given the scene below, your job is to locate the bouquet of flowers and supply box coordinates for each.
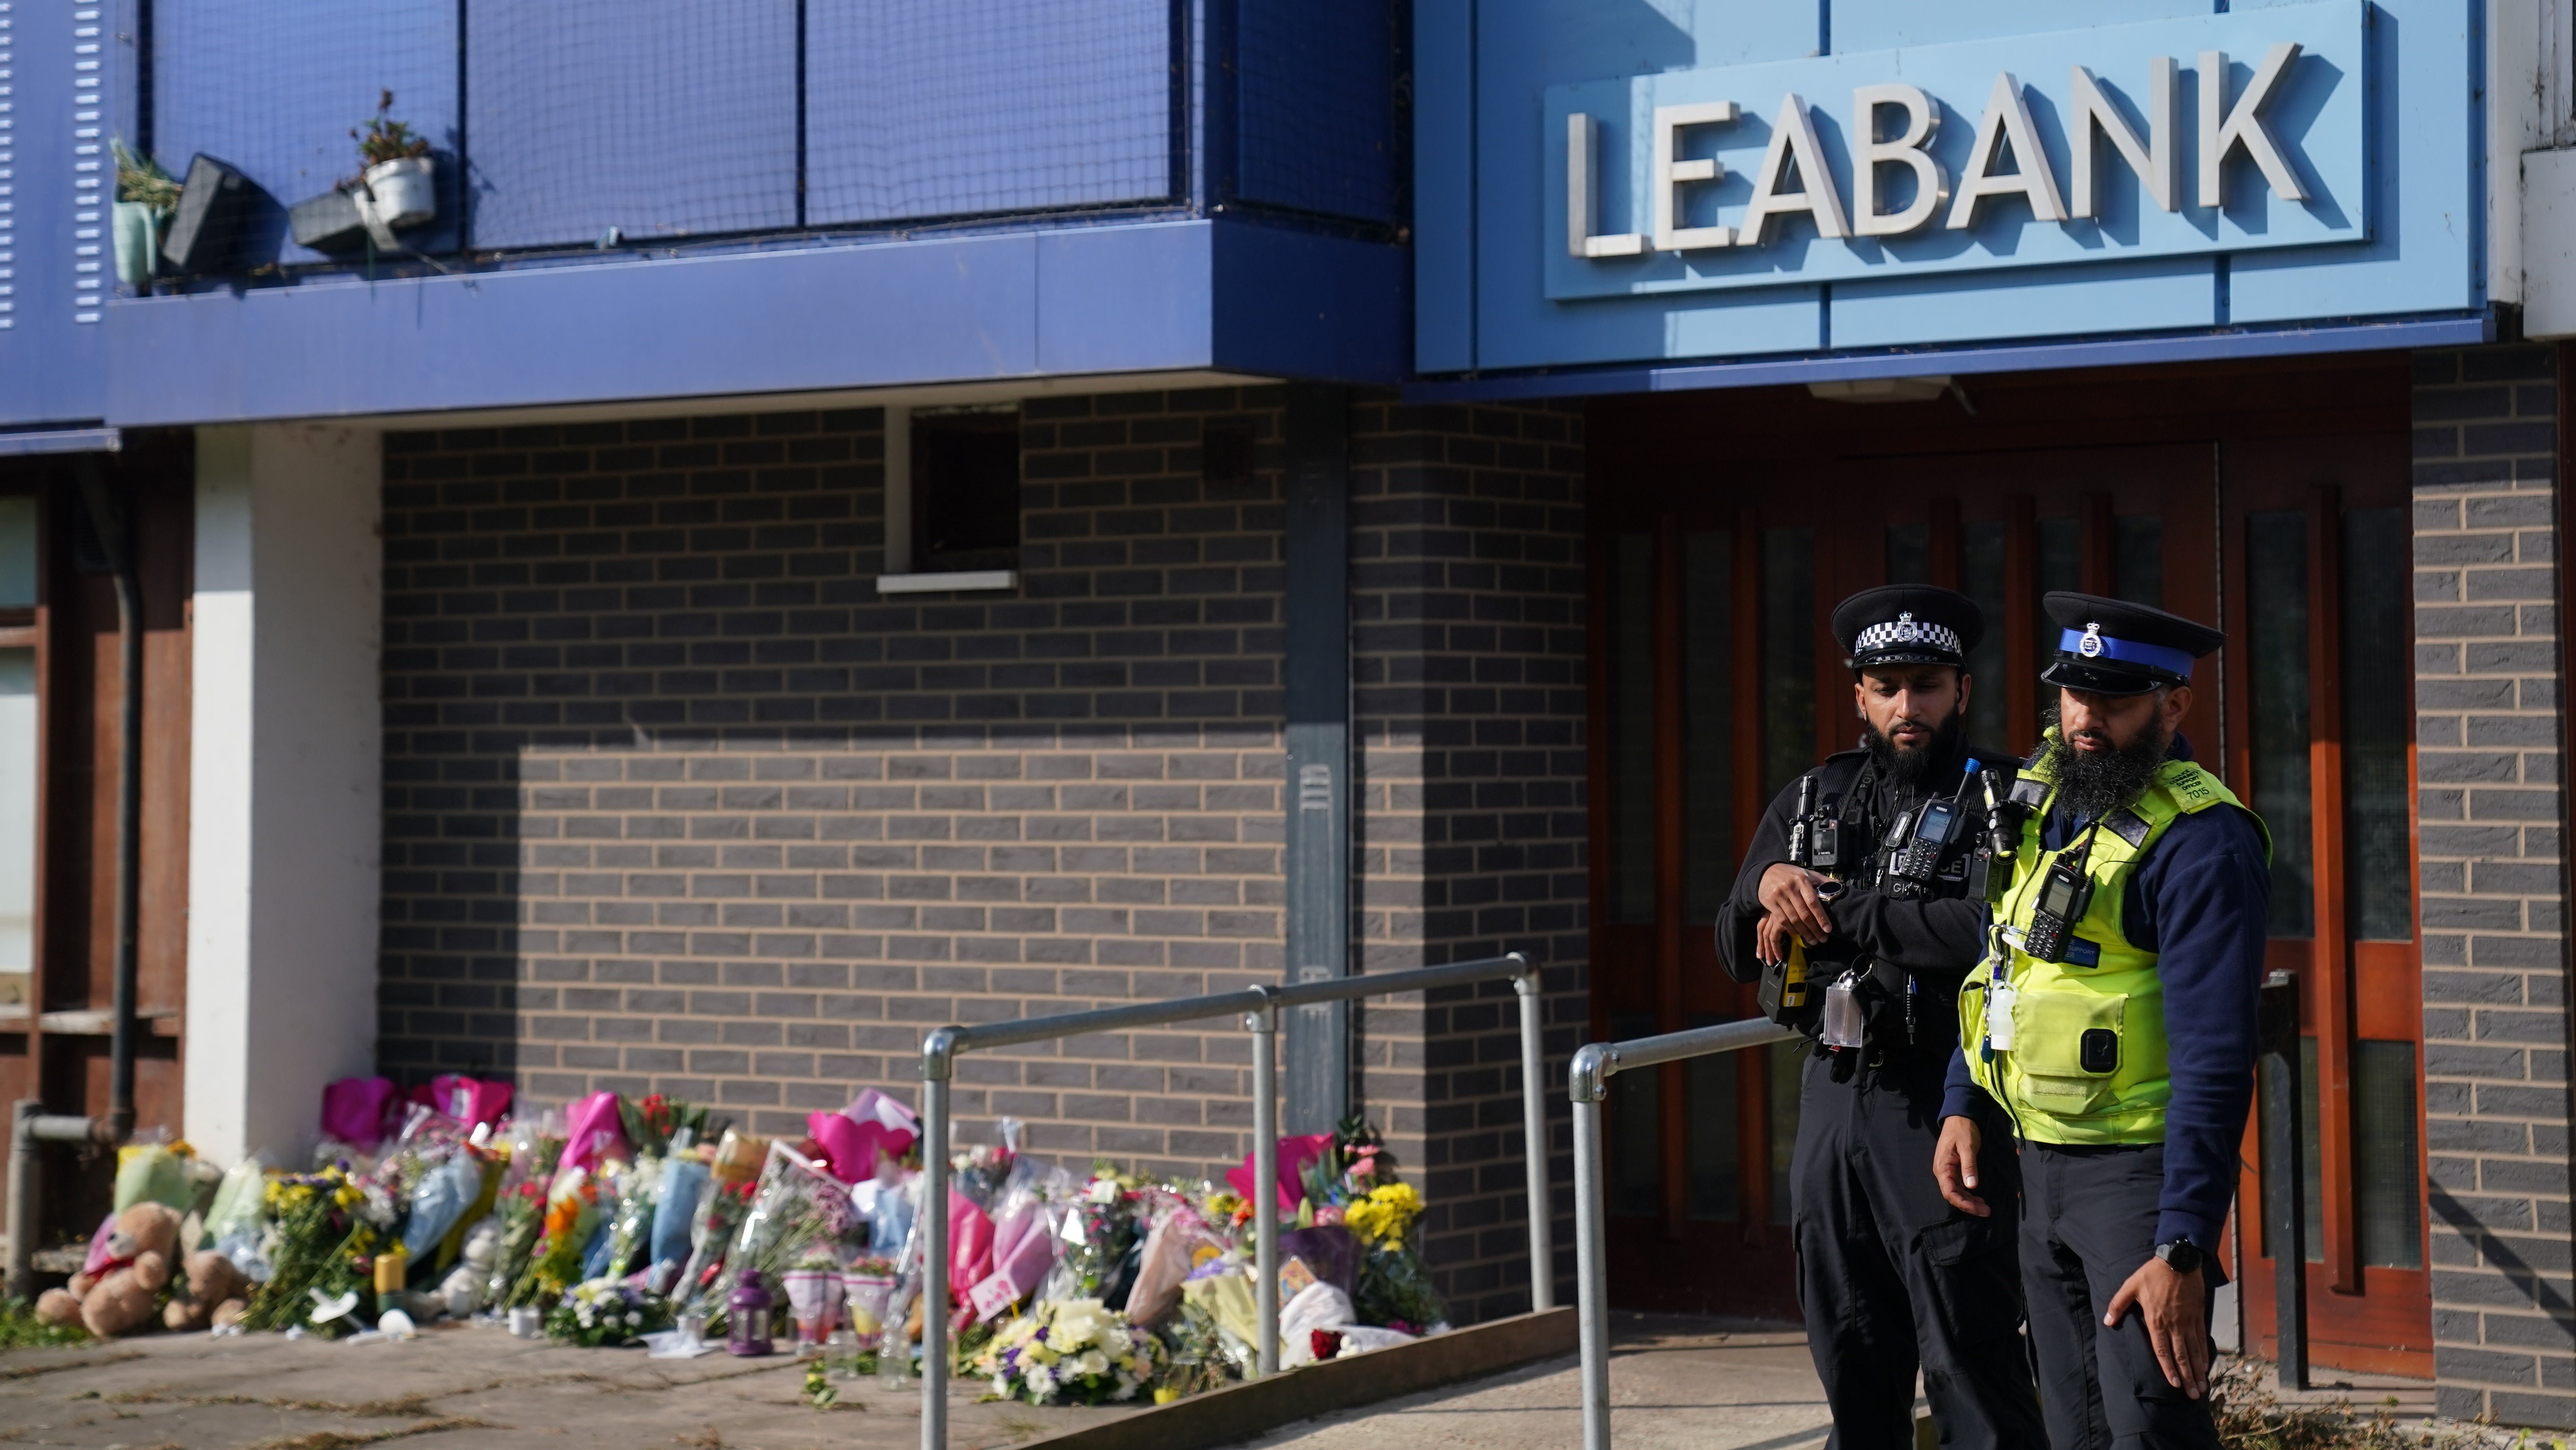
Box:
[240,1165,383,1335]
[1344,1179,1443,1332]
[1042,1172,1143,1305]
[545,1277,675,1347]
[974,1297,1163,1405]
[684,1141,864,1327]
[618,1093,717,1158]
[507,1164,602,1309]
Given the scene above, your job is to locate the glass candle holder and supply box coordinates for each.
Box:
[727,1268,775,1357]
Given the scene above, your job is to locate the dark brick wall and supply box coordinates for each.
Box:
[1348,398,1590,1322]
[2413,343,2576,1426]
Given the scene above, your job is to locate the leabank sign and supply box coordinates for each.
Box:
[1546,1,2366,301]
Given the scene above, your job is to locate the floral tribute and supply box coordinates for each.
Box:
[99,1071,1457,1418]
[545,1277,675,1348]
[974,1297,1165,1405]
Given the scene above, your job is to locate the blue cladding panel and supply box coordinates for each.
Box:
[151,0,458,266]
[2228,0,2478,321]
[1830,256,2215,348]
[1413,0,1474,371]
[0,0,110,424]
[806,0,1171,225]
[467,1,798,248]
[1237,0,1395,222]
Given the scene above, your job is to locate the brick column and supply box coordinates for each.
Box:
[2413,342,2576,1426]
[1349,397,1590,1321]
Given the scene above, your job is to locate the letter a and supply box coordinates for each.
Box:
[1946,72,2067,229]
[1737,93,1850,244]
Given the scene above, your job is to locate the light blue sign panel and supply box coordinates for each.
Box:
[1544,2,2366,301]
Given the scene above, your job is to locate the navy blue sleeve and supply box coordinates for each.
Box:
[1941,1045,1990,1120]
[2125,804,2271,1251]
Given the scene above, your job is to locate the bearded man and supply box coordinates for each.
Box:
[1716,584,2043,1450]
[1933,593,2271,1450]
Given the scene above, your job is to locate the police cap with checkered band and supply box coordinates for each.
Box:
[2040,591,2225,697]
[1831,584,1985,672]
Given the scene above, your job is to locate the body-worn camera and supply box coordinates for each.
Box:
[1789,775,1848,874]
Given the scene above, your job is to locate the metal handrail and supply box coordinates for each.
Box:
[1570,984,2315,1449]
[1568,1017,1797,1450]
[915,951,1549,1450]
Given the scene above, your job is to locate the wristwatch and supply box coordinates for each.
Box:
[1815,880,1847,902]
[2153,1238,2204,1276]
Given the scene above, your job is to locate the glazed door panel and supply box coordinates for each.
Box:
[2224,436,2433,1378]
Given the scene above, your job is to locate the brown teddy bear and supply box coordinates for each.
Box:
[32,1202,182,1337]
[162,1248,251,1332]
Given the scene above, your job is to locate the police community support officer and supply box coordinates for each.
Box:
[1933,592,2271,1450]
[1716,585,2045,1450]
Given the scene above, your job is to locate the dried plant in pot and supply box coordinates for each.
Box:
[111,141,178,288]
[350,89,436,235]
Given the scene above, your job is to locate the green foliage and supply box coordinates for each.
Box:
[0,1297,89,1348]
[112,141,179,211]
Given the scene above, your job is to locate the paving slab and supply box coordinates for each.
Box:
[0,1320,1150,1450]
[1227,1316,1834,1450]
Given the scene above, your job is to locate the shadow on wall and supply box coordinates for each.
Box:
[376,395,1299,1180]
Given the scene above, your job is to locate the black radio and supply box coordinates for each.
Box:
[2020,837,2096,964]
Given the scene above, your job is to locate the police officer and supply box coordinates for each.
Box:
[1717,585,2044,1450]
[1933,593,2271,1450]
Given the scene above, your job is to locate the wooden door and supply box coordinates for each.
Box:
[1587,444,2218,1316]
[2223,438,2432,1377]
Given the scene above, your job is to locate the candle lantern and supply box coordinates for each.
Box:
[728,1268,776,1357]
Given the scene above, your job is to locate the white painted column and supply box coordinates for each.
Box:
[184,424,383,1165]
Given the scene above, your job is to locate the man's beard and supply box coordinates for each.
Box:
[2041,708,2170,822]
[1861,708,1968,791]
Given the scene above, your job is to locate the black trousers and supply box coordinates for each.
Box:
[2019,1142,2222,1450]
[1791,1047,2045,1450]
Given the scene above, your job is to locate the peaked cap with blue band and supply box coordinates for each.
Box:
[2040,591,2225,697]
[1832,583,1985,671]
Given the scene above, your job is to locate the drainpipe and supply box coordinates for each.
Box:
[77,458,142,1146]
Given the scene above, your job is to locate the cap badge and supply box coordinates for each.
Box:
[1893,611,1919,641]
[2078,622,2105,658]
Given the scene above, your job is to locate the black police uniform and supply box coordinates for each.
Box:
[1715,586,2045,1450]
[1941,593,2271,1450]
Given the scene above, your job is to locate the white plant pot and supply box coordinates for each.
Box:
[359,157,436,230]
[112,201,160,287]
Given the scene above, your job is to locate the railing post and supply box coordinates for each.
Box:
[2259,970,2307,1391]
[920,1029,960,1450]
[1247,988,1281,1379]
[1509,953,1554,1312]
[1569,1043,1615,1450]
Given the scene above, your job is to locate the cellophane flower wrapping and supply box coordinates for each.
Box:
[974,1297,1164,1405]
[545,1276,675,1348]
[483,1121,567,1310]
[589,1154,664,1281]
[684,1140,864,1330]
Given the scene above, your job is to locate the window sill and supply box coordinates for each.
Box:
[875,569,1018,595]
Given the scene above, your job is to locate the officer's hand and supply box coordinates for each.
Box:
[2104,1256,2210,1399]
[1932,1115,1989,1217]
[1757,864,1835,948]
